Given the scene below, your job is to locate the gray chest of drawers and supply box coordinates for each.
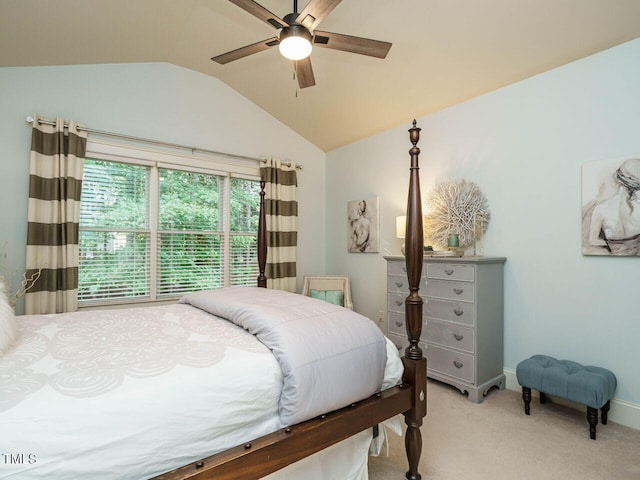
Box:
[385,255,506,403]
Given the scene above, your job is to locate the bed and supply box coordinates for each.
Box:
[1,121,427,480]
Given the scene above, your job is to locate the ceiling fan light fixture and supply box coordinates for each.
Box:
[278,25,312,60]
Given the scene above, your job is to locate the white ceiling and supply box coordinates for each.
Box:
[2,0,640,151]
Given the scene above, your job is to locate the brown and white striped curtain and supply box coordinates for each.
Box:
[260,158,298,292]
[24,114,87,314]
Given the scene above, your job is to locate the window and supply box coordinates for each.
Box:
[78,146,261,305]
[79,160,149,301]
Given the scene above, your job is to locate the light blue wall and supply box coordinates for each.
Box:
[326,39,640,408]
[0,63,326,309]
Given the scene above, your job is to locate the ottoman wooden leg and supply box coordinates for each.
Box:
[522,387,531,415]
[601,401,610,425]
[587,406,598,440]
[539,392,547,404]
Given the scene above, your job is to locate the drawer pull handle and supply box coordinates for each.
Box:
[454,308,464,316]
[395,300,403,306]
[453,360,463,369]
[453,333,463,341]
[395,321,403,327]
[395,282,403,288]
[444,269,454,276]
[453,288,464,295]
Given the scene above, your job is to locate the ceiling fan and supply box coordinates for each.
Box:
[212,0,392,89]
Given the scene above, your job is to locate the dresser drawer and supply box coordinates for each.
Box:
[427,263,475,282]
[388,311,406,336]
[426,344,475,383]
[388,333,427,353]
[425,320,474,353]
[424,299,474,326]
[387,293,406,313]
[388,333,409,353]
[424,279,475,303]
[387,261,408,276]
[388,311,427,336]
[387,275,409,294]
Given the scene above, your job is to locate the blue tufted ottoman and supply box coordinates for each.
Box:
[516,355,617,439]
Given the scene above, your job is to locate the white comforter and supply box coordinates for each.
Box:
[0,292,403,480]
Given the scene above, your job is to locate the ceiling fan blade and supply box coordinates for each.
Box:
[295,0,343,30]
[313,31,392,59]
[295,57,316,89]
[228,0,288,29]
[212,37,279,64]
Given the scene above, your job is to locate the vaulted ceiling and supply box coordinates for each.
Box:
[2,0,640,151]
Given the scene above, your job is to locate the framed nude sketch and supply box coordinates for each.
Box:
[348,197,379,253]
[582,155,640,256]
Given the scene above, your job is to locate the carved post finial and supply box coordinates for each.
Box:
[409,120,421,151]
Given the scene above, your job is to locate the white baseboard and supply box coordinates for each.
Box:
[504,368,640,431]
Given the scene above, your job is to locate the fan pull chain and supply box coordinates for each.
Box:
[293,67,298,98]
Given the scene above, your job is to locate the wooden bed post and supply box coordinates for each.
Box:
[403,120,427,480]
[257,179,267,288]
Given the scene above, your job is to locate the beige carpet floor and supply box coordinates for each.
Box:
[368,379,640,480]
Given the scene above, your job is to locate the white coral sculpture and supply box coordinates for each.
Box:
[424,179,490,248]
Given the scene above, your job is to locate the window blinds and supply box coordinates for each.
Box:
[78,159,260,304]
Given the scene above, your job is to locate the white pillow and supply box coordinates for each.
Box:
[0,278,18,356]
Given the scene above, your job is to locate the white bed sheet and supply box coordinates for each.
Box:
[0,302,403,479]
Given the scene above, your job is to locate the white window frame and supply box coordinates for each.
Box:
[79,139,261,309]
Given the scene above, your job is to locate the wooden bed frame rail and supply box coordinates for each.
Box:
[156,385,413,480]
[154,121,427,480]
